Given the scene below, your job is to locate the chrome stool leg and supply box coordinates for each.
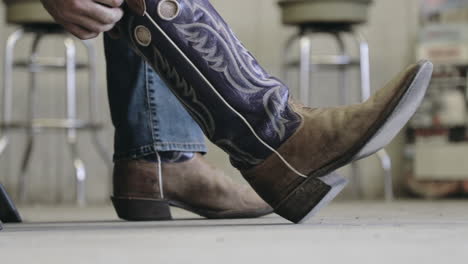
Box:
[377,149,394,201]
[0,29,24,157]
[355,30,394,201]
[82,39,112,197]
[351,162,363,197]
[64,37,87,206]
[82,39,112,168]
[334,32,350,106]
[282,33,300,83]
[357,31,371,101]
[18,32,43,203]
[0,29,24,193]
[299,31,312,106]
[334,32,363,198]
[2,27,110,205]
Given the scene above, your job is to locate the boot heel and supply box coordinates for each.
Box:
[111,197,172,221]
[275,172,348,224]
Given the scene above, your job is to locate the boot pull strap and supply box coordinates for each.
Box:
[125,0,146,16]
[155,152,165,199]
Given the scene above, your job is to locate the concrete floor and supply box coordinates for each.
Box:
[0,201,467,264]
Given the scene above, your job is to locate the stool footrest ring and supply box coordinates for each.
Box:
[0,119,104,130]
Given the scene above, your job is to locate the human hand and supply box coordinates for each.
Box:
[40,0,124,39]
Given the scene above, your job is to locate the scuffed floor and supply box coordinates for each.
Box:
[1,201,467,264]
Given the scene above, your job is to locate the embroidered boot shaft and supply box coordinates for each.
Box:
[121,0,302,169]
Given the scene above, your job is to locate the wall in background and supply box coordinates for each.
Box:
[0,0,420,204]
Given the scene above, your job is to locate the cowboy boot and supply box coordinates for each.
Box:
[112,152,273,220]
[116,0,433,223]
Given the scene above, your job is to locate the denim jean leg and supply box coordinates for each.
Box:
[104,35,207,161]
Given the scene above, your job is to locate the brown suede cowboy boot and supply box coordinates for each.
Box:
[112,152,273,220]
[115,0,433,223]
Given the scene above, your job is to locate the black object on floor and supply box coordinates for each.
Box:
[0,183,22,223]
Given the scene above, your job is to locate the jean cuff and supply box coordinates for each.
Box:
[113,142,208,161]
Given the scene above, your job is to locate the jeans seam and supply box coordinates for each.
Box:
[113,142,207,161]
[144,62,158,144]
[116,142,208,152]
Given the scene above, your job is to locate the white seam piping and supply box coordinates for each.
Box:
[155,152,164,199]
[143,12,308,179]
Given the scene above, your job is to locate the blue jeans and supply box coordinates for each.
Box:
[104,35,207,161]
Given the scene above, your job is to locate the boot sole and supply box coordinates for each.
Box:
[111,197,173,221]
[355,61,433,159]
[112,196,273,221]
[169,200,273,219]
[275,61,433,224]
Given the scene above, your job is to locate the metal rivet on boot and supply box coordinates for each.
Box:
[157,0,180,21]
[134,25,152,47]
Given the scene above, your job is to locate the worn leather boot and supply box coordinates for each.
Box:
[112,152,273,220]
[117,0,433,223]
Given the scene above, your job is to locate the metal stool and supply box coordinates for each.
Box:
[279,0,394,200]
[0,0,111,206]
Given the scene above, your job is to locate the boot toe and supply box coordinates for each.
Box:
[355,60,433,159]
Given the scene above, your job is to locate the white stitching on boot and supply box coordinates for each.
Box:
[156,152,165,199]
